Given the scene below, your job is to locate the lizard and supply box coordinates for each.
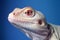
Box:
[8,7,60,40]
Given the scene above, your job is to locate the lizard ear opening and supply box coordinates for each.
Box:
[38,20,46,26]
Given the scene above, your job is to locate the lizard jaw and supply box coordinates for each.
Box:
[8,17,41,24]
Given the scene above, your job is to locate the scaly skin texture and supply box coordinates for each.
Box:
[8,7,60,40]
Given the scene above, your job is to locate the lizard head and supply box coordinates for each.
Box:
[8,7,47,31]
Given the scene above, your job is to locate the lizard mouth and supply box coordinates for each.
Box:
[8,18,35,24]
[8,18,43,25]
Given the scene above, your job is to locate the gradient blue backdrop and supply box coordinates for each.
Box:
[0,0,60,40]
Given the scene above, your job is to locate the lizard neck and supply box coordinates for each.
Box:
[22,24,52,40]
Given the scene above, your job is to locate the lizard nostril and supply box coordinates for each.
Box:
[13,13,16,15]
[13,12,19,16]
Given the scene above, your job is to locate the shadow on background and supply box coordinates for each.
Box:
[0,0,60,40]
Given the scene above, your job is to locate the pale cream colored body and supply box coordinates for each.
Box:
[8,7,60,40]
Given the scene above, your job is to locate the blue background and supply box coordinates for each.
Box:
[0,0,60,40]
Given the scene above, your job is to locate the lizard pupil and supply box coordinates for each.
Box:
[25,10,33,16]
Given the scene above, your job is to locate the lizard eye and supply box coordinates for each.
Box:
[25,10,34,17]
